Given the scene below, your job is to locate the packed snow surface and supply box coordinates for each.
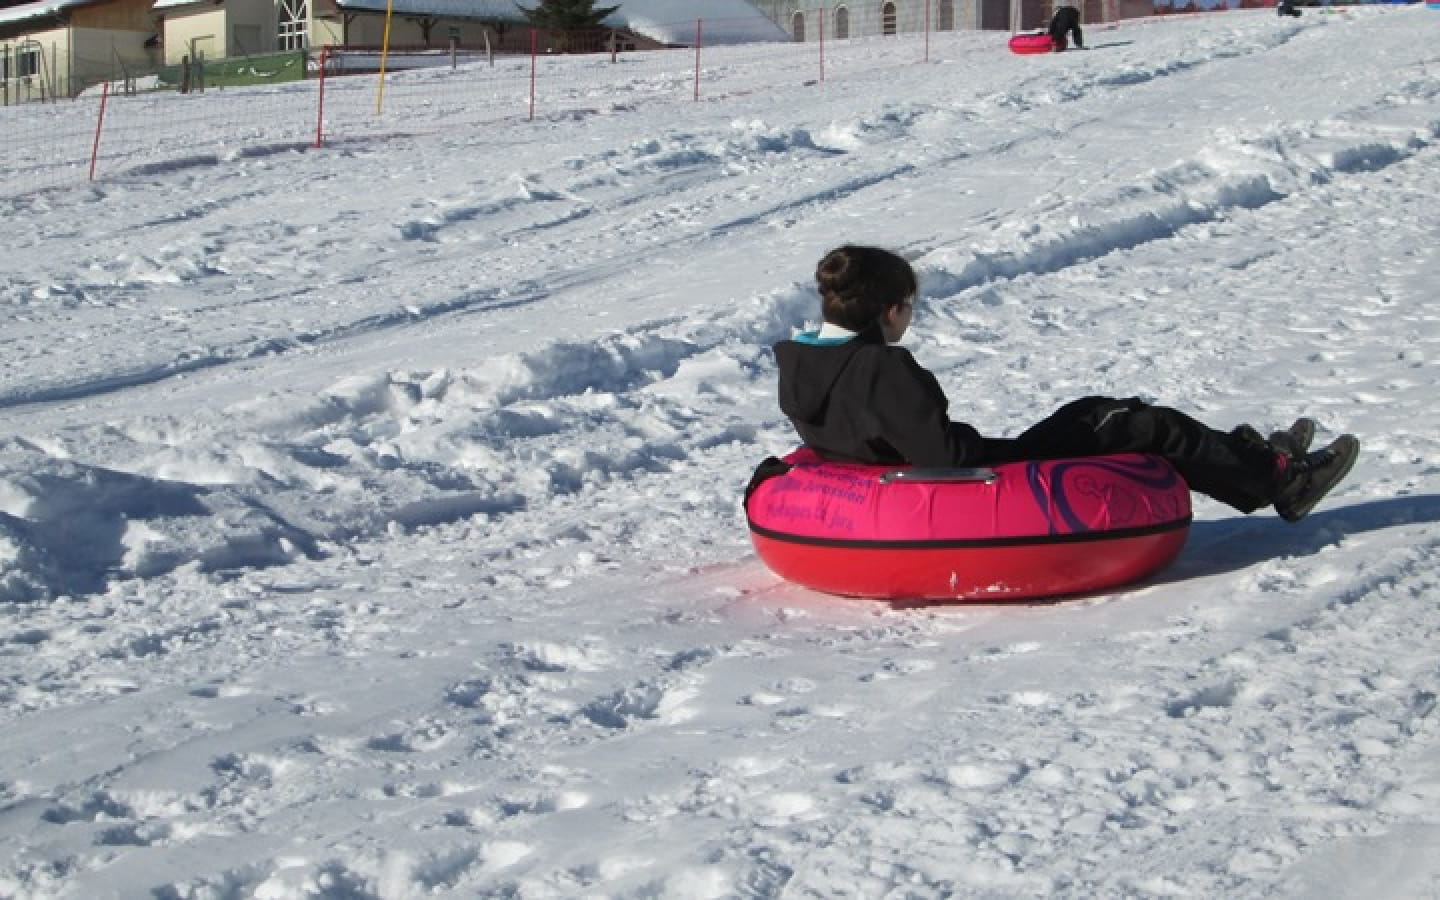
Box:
[4,8,1440,898]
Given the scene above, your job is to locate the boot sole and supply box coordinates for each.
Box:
[1278,434,1359,522]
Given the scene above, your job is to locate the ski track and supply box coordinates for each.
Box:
[6,99,1437,598]
[2,7,1438,623]
[6,18,1439,412]
[6,531,1440,895]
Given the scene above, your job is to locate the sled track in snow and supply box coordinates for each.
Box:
[10,22,1440,414]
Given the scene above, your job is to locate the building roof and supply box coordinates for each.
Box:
[0,0,91,26]
[3,0,787,45]
[4,0,786,42]
[603,0,788,45]
[327,0,527,19]
[151,0,220,9]
[322,0,786,45]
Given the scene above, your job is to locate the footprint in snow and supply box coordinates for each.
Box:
[979,641,1043,660]
[720,755,786,777]
[497,789,591,817]
[508,639,612,672]
[943,762,1025,792]
[581,682,698,728]
[860,657,938,681]
[188,681,253,699]
[751,792,820,827]
[1004,690,1055,708]
[366,720,451,753]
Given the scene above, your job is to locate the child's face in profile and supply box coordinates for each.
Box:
[881,295,914,344]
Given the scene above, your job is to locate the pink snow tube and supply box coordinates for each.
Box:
[746,448,1191,601]
[1009,32,1056,55]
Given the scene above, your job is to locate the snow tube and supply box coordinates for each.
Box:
[746,448,1191,601]
[1009,32,1056,55]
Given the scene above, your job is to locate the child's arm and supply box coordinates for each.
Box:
[869,353,996,467]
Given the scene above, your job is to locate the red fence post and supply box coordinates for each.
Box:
[89,80,110,181]
[314,46,329,148]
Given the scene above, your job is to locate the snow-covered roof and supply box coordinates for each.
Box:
[597,0,789,45]
[327,0,524,19]
[3,0,785,42]
[324,0,787,46]
[0,0,94,27]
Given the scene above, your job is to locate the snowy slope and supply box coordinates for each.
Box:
[3,7,1440,897]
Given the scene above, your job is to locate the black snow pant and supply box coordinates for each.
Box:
[985,396,1282,513]
[1048,6,1084,50]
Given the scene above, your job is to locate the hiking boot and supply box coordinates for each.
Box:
[1273,434,1359,522]
[1269,417,1317,459]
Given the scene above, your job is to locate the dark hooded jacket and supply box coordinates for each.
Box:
[774,325,1014,467]
[770,325,1289,512]
[1048,5,1081,37]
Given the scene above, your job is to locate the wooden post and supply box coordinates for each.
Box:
[314,46,329,148]
[89,80,109,180]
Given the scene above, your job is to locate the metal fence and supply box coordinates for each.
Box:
[0,5,1273,197]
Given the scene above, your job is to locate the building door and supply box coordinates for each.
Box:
[981,0,1009,28]
[938,0,956,29]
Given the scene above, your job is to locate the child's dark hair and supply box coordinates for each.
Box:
[815,245,917,332]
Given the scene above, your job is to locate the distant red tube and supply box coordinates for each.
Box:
[746,449,1191,601]
[1009,32,1056,55]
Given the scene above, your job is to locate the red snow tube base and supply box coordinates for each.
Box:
[746,449,1191,602]
[1010,32,1056,54]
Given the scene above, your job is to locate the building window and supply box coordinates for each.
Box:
[791,11,805,41]
[16,45,41,77]
[835,6,850,39]
[278,0,309,51]
[938,0,955,29]
[882,1,898,35]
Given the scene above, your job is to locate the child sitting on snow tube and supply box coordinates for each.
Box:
[758,245,1358,524]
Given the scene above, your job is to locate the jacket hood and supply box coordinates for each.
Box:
[774,325,886,425]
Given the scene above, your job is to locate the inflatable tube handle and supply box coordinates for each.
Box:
[879,467,999,484]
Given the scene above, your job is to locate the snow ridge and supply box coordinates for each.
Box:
[5,60,1439,601]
